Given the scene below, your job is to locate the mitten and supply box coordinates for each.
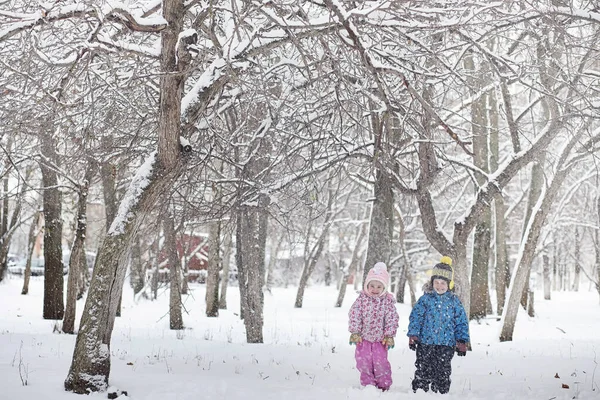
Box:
[408,336,419,351]
[382,336,395,350]
[456,340,467,356]
[349,333,362,345]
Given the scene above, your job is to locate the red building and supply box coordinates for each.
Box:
[158,232,209,283]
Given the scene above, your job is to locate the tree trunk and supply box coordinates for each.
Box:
[294,222,330,307]
[470,213,491,320]
[180,253,189,295]
[164,211,183,330]
[572,228,581,292]
[151,236,160,300]
[236,195,268,343]
[130,237,145,296]
[466,51,491,321]
[394,206,415,305]
[64,152,185,393]
[527,290,534,317]
[490,86,510,315]
[362,169,394,283]
[335,262,349,308]
[219,229,232,310]
[552,235,559,291]
[335,223,366,307]
[596,196,600,303]
[0,135,13,281]
[542,254,551,300]
[1,150,8,241]
[100,145,121,316]
[0,185,25,281]
[65,0,189,381]
[494,196,510,314]
[205,219,221,317]
[40,132,64,320]
[520,159,544,310]
[295,183,337,308]
[324,237,332,287]
[63,160,96,334]
[21,211,42,295]
[236,212,247,320]
[500,147,574,341]
[265,232,283,292]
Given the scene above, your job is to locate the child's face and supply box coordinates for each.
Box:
[367,281,385,296]
[433,278,449,294]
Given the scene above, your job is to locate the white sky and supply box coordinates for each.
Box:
[1,277,599,399]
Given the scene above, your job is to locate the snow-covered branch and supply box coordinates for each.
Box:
[0,3,166,42]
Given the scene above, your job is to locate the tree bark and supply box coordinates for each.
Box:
[64,153,185,393]
[500,131,581,341]
[295,182,338,308]
[100,143,121,316]
[265,232,283,292]
[494,195,510,314]
[362,169,394,284]
[219,229,232,310]
[542,254,551,300]
[63,159,96,334]
[130,237,145,296]
[394,206,415,305]
[205,218,221,317]
[520,158,544,310]
[0,140,10,280]
[0,183,25,281]
[572,228,581,291]
[150,235,160,300]
[236,195,268,343]
[21,211,42,295]
[552,233,559,291]
[40,132,64,320]
[596,196,600,303]
[65,0,188,386]
[335,222,366,307]
[164,211,183,330]
[464,50,491,320]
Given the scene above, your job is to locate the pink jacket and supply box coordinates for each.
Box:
[348,291,399,342]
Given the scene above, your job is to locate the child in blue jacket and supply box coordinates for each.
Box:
[407,256,469,394]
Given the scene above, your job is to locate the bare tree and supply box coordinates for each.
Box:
[0,158,30,281]
[64,0,190,390]
[295,177,342,308]
[205,217,221,317]
[466,49,492,320]
[572,228,581,292]
[219,227,233,310]
[63,159,97,334]
[542,254,551,300]
[163,209,183,330]
[335,222,367,307]
[39,132,64,320]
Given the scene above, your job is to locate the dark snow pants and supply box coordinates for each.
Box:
[412,344,455,394]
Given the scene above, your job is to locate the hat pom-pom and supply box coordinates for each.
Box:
[440,256,452,266]
[373,261,387,273]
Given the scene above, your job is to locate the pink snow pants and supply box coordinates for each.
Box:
[355,340,392,390]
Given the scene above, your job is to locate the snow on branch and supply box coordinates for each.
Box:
[181,58,228,119]
[528,6,600,24]
[108,151,157,236]
[0,3,166,42]
[94,33,161,58]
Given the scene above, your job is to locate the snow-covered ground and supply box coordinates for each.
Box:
[1,276,599,399]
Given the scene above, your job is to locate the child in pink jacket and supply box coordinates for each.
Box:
[348,262,399,391]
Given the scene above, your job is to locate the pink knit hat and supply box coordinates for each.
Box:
[364,262,390,292]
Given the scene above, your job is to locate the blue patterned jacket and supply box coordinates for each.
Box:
[407,286,470,346]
